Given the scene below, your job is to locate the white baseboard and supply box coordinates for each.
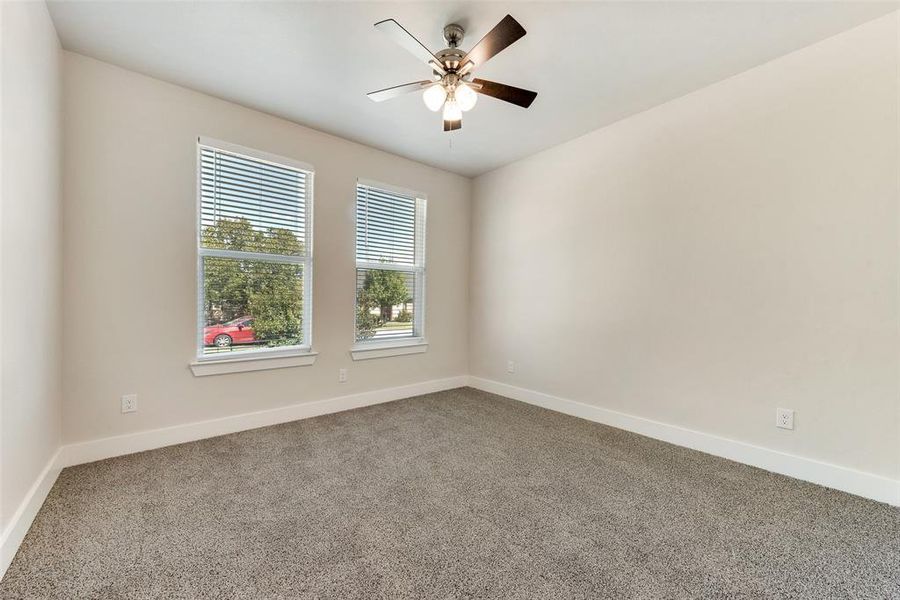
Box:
[0,449,62,580]
[468,377,900,507]
[58,375,469,469]
[3,374,895,583]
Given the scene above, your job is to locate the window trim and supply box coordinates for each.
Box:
[350,339,428,361]
[352,178,427,354]
[190,350,319,376]
[194,137,315,371]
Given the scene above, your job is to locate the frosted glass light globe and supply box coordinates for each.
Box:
[443,99,462,122]
[455,83,477,112]
[422,84,447,112]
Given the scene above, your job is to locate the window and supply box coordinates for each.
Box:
[196,138,313,361]
[354,181,426,348]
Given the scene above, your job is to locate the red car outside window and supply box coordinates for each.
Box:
[203,317,256,348]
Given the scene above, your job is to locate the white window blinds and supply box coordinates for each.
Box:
[200,146,308,256]
[356,185,417,264]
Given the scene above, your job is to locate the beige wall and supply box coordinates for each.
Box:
[62,53,470,444]
[0,1,63,530]
[470,14,900,479]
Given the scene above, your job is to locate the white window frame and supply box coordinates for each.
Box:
[351,178,427,360]
[191,137,316,375]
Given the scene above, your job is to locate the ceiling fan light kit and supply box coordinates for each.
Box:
[367,14,538,132]
[454,83,478,111]
[423,84,447,111]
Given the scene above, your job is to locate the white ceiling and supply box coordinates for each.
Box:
[48,1,896,177]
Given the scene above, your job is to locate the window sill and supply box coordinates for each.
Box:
[190,349,318,376]
[350,339,428,361]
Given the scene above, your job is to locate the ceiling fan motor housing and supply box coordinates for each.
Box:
[434,48,466,75]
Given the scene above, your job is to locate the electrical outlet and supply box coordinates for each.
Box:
[121,394,138,414]
[776,408,795,430]
[338,368,348,383]
[507,360,516,374]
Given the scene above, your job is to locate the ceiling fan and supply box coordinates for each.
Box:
[367,14,537,132]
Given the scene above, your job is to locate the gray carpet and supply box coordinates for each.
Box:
[2,387,898,599]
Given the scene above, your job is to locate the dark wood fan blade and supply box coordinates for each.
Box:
[461,15,526,70]
[375,19,439,65]
[471,78,537,108]
[443,118,462,132]
[367,81,431,102]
